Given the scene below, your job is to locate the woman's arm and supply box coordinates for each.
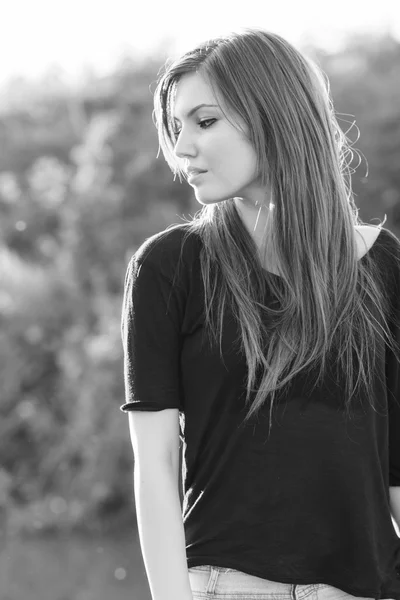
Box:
[128,409,192,600]
[134,460,193,600]
[389,486,400,535]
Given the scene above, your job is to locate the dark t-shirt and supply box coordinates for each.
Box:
[120,223,400,599]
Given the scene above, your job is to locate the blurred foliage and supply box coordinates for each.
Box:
[0,33,399,539]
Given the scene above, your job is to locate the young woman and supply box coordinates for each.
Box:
[121,28,400,600]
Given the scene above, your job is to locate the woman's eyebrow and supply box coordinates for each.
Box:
[173,103,219,122]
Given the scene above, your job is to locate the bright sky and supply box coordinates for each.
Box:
[1,0,399,87]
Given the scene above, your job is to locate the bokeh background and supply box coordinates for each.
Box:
[1,1,400,598]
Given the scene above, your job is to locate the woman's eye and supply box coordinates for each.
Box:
[198,118,215,130]
[173,118,216,140]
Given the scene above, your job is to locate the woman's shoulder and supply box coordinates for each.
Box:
[355,225,400,262]
[359,226,400,307]
[355,225,381,260]
[128,222,200,280]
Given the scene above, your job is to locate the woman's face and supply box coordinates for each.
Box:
[172,72,267,207]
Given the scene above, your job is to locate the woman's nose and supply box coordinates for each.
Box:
[173,129,196,160]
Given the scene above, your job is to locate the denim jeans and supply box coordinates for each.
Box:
[188,565,385,599]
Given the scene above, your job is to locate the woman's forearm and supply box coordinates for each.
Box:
[389,486,400,534]
[134,460,192,600]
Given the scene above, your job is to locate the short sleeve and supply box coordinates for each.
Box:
[120,255,184,413]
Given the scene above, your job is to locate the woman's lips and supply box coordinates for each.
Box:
[188,171,207,183]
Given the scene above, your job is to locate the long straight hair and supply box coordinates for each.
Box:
[152,28,400,434]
